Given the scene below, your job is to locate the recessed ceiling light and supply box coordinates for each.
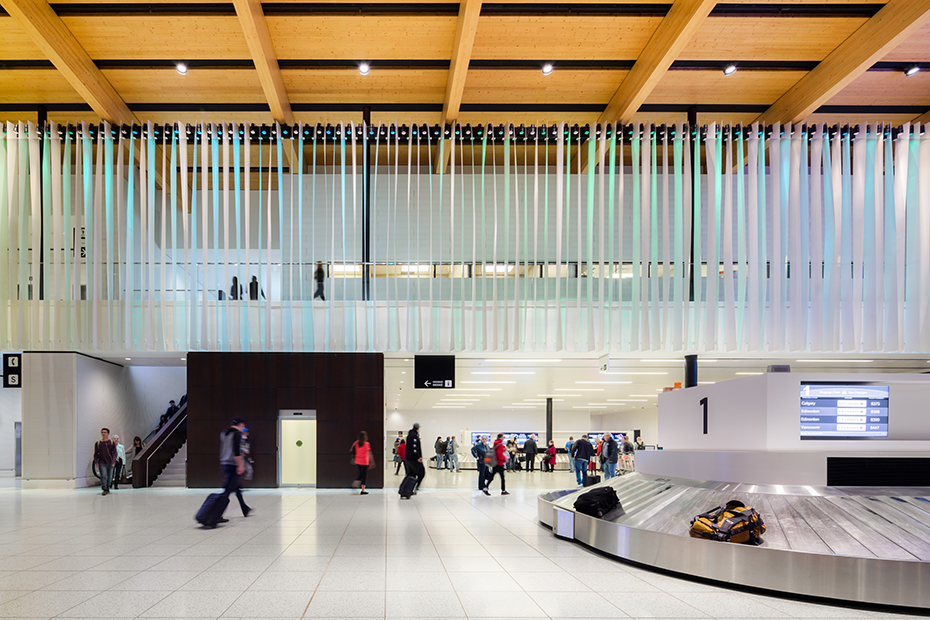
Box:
[180,357,186,361]
[602,371,669,375]
[486,358,562,363]
[555,388,603,392]
[905,65,921,77]
[404,358,410,361]
[723,64,737,76]
[573,406,606,409]
[359,62,370,75]
[796,359,874,363]
[607,399,646,402]
[176,63,188,75]
[461,381,517,384]
[471,371,535,375]
[401,371,406,374]
[542,63,554,76]
[575,381,632,385]
[125,358,131,361]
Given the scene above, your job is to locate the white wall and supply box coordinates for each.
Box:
[0,365,23,475]
[21,352,186,488]
[657,373,930,453]
[596,409,658,445]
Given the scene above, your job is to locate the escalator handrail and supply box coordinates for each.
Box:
[133,404,187,487]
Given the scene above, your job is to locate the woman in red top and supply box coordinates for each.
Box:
[351,431,372,495]
[545,440,557,473]
[395,439,406,476]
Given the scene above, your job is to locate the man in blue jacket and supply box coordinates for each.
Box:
[471,436,489,490]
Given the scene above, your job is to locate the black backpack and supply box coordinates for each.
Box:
[574,487,621,518]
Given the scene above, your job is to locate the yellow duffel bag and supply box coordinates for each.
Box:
[689,499,766,545]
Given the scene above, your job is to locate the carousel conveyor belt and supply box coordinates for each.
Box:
[538,472,930,609]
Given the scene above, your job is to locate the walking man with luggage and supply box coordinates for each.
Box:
[94,428,118,496]
[404,423,425,494]
[219,418,251,521]
[482,433,510,496]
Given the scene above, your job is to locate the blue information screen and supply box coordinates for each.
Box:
[800,383,889,439]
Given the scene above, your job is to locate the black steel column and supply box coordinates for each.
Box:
[685,354,698,388]
[687,105,697,303]
[546,397,553,445]
[38,106,47,301]
[362,106,372,301]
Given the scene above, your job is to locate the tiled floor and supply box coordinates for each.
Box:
[0,468,920,619]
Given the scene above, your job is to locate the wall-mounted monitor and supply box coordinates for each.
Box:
[800,383,889,439]
[470,432,539,447]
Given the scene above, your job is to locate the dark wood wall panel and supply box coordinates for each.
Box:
[187,352,384,489]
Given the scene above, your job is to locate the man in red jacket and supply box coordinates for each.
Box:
[482,433,510,496]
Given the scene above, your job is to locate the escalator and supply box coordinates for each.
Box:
[132,402,187,488]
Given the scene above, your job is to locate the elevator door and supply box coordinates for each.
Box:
[279,418,316,486]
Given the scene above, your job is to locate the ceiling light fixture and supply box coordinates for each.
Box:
[542,63,554,76]
[486,358,562,363]
[573,405,606,409]
[905,65,921,77]
[601,371,669,375]
[125,358,131,361]
[628,394,659,397]
[471,371,536,375]
[796,359,874,363]
[180,358,186,361]
[359,62,370,75]
[575,381,632,385]
[176,63,188,75]
[723,64,737,76]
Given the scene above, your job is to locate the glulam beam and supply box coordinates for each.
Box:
[434,0,482,173]
[757,0,930,124]
[233,0,294,125]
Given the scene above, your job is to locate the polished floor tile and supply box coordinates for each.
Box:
[0,471,896,620]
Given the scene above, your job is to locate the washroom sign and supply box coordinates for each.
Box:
[3,354,22,388]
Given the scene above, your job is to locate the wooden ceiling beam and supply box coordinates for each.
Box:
[574,0,714,172]
[434,0,482,173]
[756,0,930,124]
[0,0,136,125]
[232,0,294,125]
[914,109,930,124]
[597,0,716,126]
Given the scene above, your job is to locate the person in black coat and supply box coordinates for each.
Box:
[404,423,424,493]
[571,435,595,486]
[249,276,265,300]
[230,276,244,300]
[313,262,326,301]
[523,435,538,472]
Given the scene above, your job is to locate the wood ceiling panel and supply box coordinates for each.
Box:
[0,69,81,103]
[882,21,930,61]
[283,69,447,103]
[103,69,265,103]
[646,70,807,105]
[472,16,662,60]
[825,70,930,106]
[462,69,627,104]
[61,16,250,59]
[0,16,45,59]
[266,16,456,60]
[0,112,40,124]
[680,17,868,61]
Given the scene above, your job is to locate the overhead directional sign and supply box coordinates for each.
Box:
[415,355,455,389]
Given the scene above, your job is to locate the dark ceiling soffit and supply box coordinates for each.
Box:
[2,2,884,17]
[3,60,918,72]
[2,104,924,115]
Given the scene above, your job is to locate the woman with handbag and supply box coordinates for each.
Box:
[350,431,373,495]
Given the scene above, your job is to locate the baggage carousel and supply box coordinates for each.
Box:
[538,472,930,610]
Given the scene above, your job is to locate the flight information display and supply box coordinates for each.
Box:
[800,383,889,439]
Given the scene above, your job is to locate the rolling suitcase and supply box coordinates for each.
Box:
[399,475,417,499]
[196,492,229,527]
[583,474,602,487]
